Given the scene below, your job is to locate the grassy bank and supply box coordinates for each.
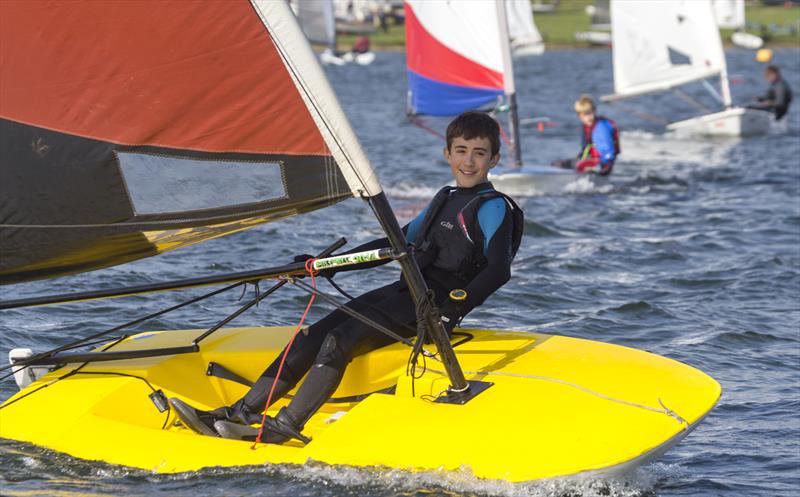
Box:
[337,1,800,50]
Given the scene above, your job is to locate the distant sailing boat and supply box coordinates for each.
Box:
[404,0,521,148]
[712,0,764,50]
[602,0,773,137]
[505,0,545,57]
[291,0,375,66]
[1,0,719,480]
[405,0,585,194]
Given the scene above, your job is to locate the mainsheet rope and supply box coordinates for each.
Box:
[424,367,690,428]
[252,258,319,448]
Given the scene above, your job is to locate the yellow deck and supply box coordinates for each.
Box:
[0,327,720,481]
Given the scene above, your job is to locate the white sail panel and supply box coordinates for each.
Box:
[713,0,745,29]
[291,0,336,47]
[505,0,545,56]
[406,0,505,74]
[609,0,727,99]
[253,0,381,197]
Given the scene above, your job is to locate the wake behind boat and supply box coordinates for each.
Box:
[0,0,719,483]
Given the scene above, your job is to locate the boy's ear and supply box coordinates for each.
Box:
[443,146,451,160]
[490,153,500,168]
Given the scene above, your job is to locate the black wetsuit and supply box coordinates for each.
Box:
[236,182,517,430]
[754,76,793,121]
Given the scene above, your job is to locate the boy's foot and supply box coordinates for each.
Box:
[214,412,311,445]
[170,397,220,437]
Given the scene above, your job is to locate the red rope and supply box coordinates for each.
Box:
[410,116,446,140]
[251,258,318,448]
[498,123,512,148]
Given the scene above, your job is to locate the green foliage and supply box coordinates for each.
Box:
[332,0,799,49]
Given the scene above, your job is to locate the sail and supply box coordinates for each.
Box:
[291,0,337,48]
[0,0,381,285]
[606,0,728,100]
[590,0,611,29]
[505,0,545,56]
[405,0,507,116]
[712,0,745,29]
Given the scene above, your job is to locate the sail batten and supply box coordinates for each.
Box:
[0,0,381,284]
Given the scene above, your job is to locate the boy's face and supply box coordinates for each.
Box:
[577,109,596,127]
[444,136,499,188]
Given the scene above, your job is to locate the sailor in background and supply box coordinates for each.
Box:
[552,94,619,176]
[749,65,793,121]
[170,111,523,443]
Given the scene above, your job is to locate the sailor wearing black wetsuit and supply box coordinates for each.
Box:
[170,111,523,443]
[751,65,793,121]
[212,183,518,440]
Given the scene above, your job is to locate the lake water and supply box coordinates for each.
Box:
[1,48,799,497]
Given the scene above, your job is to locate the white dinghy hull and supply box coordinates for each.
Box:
[667,107,774,137]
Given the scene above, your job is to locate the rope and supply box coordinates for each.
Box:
[406,291,437,397]
[497,123,512,148]
[409,116,446,140]
[423,368,690,428]
[252,258,318,448]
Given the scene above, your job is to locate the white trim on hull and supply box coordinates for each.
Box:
[666,107,774,137]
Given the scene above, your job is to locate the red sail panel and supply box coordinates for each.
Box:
[0,0,325,155]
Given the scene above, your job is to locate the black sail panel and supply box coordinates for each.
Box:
[0,119,350,284]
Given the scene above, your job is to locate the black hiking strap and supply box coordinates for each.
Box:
[206,362,254,388]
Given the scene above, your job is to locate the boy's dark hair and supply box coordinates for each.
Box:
[766,65,780,75]
[445,111,501,156]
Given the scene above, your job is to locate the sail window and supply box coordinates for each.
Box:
[117,152,286,215]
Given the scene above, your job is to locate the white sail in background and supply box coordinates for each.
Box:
[505,0,545,56]
[712,0,745,29]
[291,0,337,48]
[607,0,728,100]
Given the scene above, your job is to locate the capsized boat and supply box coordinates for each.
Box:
[1,0,720,482]
[602,0,773,137]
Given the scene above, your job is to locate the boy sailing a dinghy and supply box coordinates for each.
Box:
[552,94,619,176]
[170,111,523,443]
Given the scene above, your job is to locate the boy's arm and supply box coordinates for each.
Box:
[592,120,616,165]
[325,205,429,273]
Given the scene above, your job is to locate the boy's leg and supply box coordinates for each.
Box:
[232,282,405,417]
[279,282,419,432]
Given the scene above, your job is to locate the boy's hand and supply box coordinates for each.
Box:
[292,253,336,279]
[439,290,468,334]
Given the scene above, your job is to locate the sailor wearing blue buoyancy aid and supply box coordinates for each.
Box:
[170,112,523,444]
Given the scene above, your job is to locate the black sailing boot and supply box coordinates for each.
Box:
[214,407,311,444]
[171,375,295,436]
[170,397,221,437]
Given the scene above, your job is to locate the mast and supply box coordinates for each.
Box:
[369,193,469,394]
[496,0,522,167]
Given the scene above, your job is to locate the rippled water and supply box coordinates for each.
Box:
[1,49,799,497]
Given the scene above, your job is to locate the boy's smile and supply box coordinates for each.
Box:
[444,136,499,188]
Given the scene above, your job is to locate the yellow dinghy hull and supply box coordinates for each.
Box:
[0,327,720,481]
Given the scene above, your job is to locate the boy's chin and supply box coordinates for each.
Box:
[456,175,487,187]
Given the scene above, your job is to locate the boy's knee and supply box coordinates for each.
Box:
[318,331,352,365]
